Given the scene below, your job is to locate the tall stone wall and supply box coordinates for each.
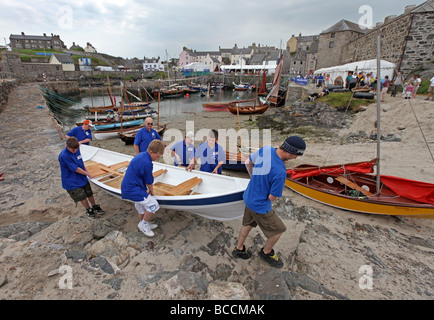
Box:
[402,11,434,72]
[340,14,411,68]
[0,79,18,113]
[340,11,433,76]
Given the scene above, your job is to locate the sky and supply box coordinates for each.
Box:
[0,0,427,61]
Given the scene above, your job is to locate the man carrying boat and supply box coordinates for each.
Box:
[134,117,162,154]
[58,137,104,218]
[232,136,306,268]
[121,140,165,237]
[194,129,225,174]
[170,131,196,171]
[65,119,92,145]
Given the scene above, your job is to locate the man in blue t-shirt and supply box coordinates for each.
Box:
[194,129,225,174]
[66,120,92,145]
[134,117,162,154]
[232,136,306,268]
[58,137,104,218]
[170,131,196,171]
[121,140,165,237]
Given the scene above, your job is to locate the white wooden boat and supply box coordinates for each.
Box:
[80,145,250,220]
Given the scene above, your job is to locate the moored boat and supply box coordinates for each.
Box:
[227,100,269,115]
[93,119,143,131]
[285,160,434,218]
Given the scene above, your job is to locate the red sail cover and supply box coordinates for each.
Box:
[380,175,434,205]
[287,161,376,179]
[287,161,434,205]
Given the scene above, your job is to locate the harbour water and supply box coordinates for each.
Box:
[67,89,257,126]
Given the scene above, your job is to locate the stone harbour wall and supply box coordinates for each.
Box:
[341,10,434,76]
[0,79,18,113]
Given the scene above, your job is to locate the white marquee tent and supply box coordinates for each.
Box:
[314,59,396,82]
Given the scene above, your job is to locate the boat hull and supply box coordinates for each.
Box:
[285,178,434,218]
[94,119,143,131]
[80,145,250,220]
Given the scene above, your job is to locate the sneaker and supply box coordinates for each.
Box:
[232,245,252,260]
[86,207,96,219]
[148,223,158,230]
[259,248,284,268]
[425,97,429,100]
[138,221,155,237]
[92,204,105,215]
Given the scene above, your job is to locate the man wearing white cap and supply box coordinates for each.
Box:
[170,131,196,171]
[232,135,306,268]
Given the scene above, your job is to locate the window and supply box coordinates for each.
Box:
[331,33,336,38]
[329,42,334,48]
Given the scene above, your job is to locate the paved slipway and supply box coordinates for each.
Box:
[0,83,433,301]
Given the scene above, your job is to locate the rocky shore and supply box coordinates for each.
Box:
[0,83,433,300]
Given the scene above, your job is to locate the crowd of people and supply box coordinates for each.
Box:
[59,115,307,268]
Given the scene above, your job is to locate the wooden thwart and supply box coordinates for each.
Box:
[85,161,201,196]
[336,176,373,197]
[164,177,203,196]
[85,160,129,178]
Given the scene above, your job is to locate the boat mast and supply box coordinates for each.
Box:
[376,30,382,194]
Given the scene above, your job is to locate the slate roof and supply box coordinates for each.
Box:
[321,19,368,35]
[52,53,74,64]
[411,0,434,12]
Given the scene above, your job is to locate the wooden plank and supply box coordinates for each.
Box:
[105,176,123,189]
[336,176,373,197]
[108,161,130,171]
[84,161,110,177]
[164,177,203,196]
[153,169,168,178]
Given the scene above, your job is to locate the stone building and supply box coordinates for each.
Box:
[340,1,434,75]
[49,53,75,71]
[316,20,367,70]
[9,32,65,50]
[283,34,319,75]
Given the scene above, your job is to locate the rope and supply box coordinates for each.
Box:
[407,98,434,163]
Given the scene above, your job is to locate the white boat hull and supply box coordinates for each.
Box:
[80,145,250,220]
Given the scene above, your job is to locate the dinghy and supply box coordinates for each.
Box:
[80,145,250,221]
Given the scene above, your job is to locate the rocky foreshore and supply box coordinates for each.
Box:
[0,83,433,300]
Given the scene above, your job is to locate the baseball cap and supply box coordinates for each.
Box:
[281,136,306,155]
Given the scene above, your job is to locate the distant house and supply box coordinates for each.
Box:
[78,58,92,71]
[316,20,367,70]
[143,57,164,71]
[195,51,221,73]
[178,48,197,69]
[84,42,97,53]
[69,42,83,51]
[9,32,65,50]
[49,53,75,71]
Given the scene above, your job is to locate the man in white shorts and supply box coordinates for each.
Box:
[121,140,165,237]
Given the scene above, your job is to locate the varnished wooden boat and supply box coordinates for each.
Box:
[227,101,269,115]
[285,160,434,218]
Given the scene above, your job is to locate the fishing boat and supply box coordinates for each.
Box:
[202,101,230,112]
[284,32,434,219]
[118,123,168,145]
[80,144,250,220]
[233,82,252,91]
[259,52,286,107]
[84,105,151,114]
[227,100,269,115]
[93,119,143,131]
[222,151,248,171]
